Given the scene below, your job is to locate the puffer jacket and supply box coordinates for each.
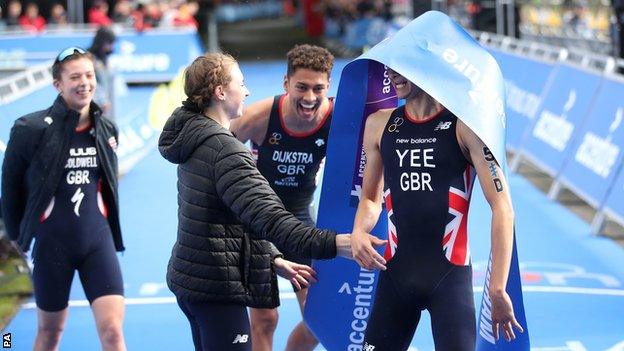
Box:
[158,101,337,308]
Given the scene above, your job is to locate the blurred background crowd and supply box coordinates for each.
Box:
[0,0,621,57]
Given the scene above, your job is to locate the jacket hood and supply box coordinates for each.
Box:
[158,101,228,164]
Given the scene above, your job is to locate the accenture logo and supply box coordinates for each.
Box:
[441,48,505,128]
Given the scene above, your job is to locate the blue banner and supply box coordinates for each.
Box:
[0,86,57,159]
[305,60,397,351]
[557,77,624,208]
[307,11,529,350]
[489,49,554,151]
[519,64,602,176]
[604,162,624,224]
[0,28,203,83]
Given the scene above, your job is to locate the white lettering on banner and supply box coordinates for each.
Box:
[358,148,367,178]
[505,80,541,119]
[532,110,574,151]
[575,132,620,178]
[348,268,375,350]
[441,48,506,127]
[478,261,496,344]
[110,54,170,73]
[606,340,624,351]
[382,66,392,94]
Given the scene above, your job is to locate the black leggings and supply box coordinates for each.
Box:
[363,264,476,351]
[177,299,252,351]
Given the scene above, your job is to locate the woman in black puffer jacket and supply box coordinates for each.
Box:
[158,53,365,351]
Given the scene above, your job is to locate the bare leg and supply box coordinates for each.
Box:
[91,295,126,351]
[34,308,68,351]
[249,307,278,351]
[285,289,318,351]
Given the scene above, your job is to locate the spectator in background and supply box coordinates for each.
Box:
[158,0,179,27]
[131,3,157,31]
[48,2,68,27]
[143,2,162,28]
[5,0,21,27]
[88,27,116,117]
[112,0,134,26]
[173,1,199,29]
[88,0,113,26]
[615,0,624,59]
[19,2,46,32]
[564,0,593,38]
[302,0,325,37]
[0,6,6,30]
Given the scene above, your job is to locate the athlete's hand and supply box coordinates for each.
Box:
[351,230,387,270]
[490,289,524,342]
[273,257,318,290]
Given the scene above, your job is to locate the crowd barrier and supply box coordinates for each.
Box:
[0,27,203,83]
[477,32,624,234]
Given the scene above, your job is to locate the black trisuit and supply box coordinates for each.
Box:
[363,106,477,351]
[32,125,123,311]
[253,94,332,267]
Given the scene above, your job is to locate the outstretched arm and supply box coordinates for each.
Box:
[230,97,273,145]
[351,110,391,271]
[457,120,523,341]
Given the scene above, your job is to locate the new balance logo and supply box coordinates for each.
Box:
[363,342,376,351]
[434,121,452,130]
[232,334,249,344]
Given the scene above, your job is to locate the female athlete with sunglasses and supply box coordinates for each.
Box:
[1,47,126,351]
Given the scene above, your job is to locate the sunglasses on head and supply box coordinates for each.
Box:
[56,47,87,62]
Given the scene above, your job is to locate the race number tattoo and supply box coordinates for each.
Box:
[482,147,503,192]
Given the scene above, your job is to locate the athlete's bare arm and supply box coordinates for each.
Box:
[230,97,273,145]
[351,109,394,271]
[456,120,523,341]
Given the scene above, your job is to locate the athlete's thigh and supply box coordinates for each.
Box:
[189,301,252,351]
[364,272,420,351]
[31,237,75,311]
[91,295,125,334]
[428,265,475,351]
[78,231,124,303]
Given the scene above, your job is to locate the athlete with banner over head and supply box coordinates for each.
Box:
[351,68,522,349]
[231,44,339,351]
[305,11,529,351]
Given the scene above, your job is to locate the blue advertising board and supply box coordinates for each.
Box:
[0,86,57,153]
[0,28,203,83]
[519,64,602,176]
[604,156,624,224]
[304,59,396,351]
[557,77,624,208]
[489,49,554,151]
